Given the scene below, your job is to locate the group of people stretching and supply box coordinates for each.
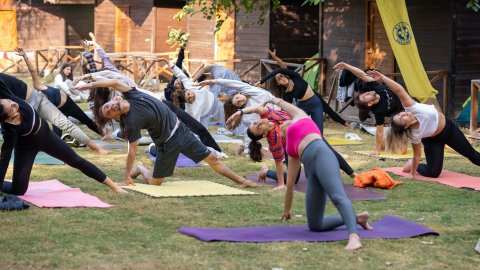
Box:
[1,35,479,250]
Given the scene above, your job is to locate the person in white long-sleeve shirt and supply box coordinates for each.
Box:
[167,61,224,127]
[54,63,89,102]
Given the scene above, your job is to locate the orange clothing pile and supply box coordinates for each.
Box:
[354,168,403,189]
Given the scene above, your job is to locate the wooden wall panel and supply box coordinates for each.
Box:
[454,0,480,115]
[64,4,94,46]
[270,0,319,59]
[95,0,116,52]
[115,4,130,53]
[187,2,215,71]
[234,0,270,81]
[366,1,394,73]
[155,7,186,53]
[0,10,18,51]
[215,11,235,69]
[322,0,366,95]
[15,2,66,50]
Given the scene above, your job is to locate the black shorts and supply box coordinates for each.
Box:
[152,123,210,178]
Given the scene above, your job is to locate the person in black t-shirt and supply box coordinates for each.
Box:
[73,79,260,188]
[333,62,405,155]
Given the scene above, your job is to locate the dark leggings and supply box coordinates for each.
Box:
[1,120,107,195]
[302,139,357,234]
[266,154,301,184]
[53,96,101,137]
[163,100,221,152]
[296,95,355,176]
[418,118,480,177]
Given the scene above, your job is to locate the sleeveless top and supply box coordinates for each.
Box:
[405,103,439,144]
[285,118,322,158]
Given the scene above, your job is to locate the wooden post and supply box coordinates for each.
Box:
[471,80,479,139]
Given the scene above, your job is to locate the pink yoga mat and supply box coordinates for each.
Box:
[384,167,480,191]
[18,180,113,208]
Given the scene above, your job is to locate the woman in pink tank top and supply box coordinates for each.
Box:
[266,97,372,251]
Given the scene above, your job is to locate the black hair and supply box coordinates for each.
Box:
[247,127,264,162]
[59,63,74,81]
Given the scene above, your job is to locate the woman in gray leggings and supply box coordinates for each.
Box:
[267,97,372,250]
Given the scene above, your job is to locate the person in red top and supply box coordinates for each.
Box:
[227,105,298,190]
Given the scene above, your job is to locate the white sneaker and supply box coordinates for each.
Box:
[112,129,125,142]
[207,147,228,159]
[145,143,156,155]
[475,238,480,254]
[345,133,362,142]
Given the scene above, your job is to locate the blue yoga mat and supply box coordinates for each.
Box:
[148,152,200,167]
[10,151,64,165]
[179,215,438,242]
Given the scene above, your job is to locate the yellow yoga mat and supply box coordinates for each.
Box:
[323,129,345,136]
[326,137,363,146]
[355,149,462,160]
[122,181,257,198]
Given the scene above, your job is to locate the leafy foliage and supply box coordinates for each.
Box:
[467,0,480,12]
[166,28,189,48]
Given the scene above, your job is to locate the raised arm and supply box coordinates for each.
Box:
[15,47,46,90]
[270,97,308,119]
[160,59,193,89]
[192,64,214,82]
[259,68,301,84]
[333,62,374,83]
[73,79,131,93]
[89,32,119,72]
[81,40,97,73]
[266,49,287,69]
[367,70,415,107]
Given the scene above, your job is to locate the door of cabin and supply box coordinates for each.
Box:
[366,0,395,72]
[115,5,130,53]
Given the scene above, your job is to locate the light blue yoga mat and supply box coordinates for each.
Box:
[10,151,64,165]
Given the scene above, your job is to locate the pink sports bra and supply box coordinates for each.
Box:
[285,118,322,158]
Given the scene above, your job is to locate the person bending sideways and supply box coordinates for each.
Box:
[333,62,405,156]
[367,70,480,178]
[266,96,372,250]
[73,79,260,188]
[0,81,124,195]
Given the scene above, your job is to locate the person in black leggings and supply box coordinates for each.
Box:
[368,70,480,178]
[0,83,124,195]
[257,50,357,178]
[16,48,102,139]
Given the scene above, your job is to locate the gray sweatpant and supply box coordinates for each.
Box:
[27,90,91,144]
[301,139,358,234]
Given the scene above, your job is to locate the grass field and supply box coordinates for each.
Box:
[0,85,479,269]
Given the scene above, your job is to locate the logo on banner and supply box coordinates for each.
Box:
[393,22,412,45]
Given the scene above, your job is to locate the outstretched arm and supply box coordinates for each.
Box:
[73,79,131,93]
[225,105,268,129]
[333,62,374,82]
[282,156,301,220]
[15,47,46,90]
[160,59,193,89]
[367,70,415,107]
[270,97,308,119]
[266,49,287,69]
[89,32,119,72]
[192,64,214,82]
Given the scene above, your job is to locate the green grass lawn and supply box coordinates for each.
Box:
[1,95,479,269]
[0,75,480,269]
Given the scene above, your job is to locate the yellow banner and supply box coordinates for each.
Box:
[376,0,437,103]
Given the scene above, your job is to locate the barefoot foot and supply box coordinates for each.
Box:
[357,211,373,230]
[130,162,144,179]
[345,233,362,250]
[402,159,413,173]
[258,166,268,182]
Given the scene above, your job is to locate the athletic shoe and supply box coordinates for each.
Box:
[112,129,125,142]
[145,143,156,155]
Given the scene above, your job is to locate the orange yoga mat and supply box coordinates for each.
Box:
[383,167,480,191]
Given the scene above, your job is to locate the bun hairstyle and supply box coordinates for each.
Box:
[246,127,264,162]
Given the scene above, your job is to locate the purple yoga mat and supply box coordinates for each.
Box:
[148,153,200,167]
[178,215,438,243]
[245,173,386,201]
